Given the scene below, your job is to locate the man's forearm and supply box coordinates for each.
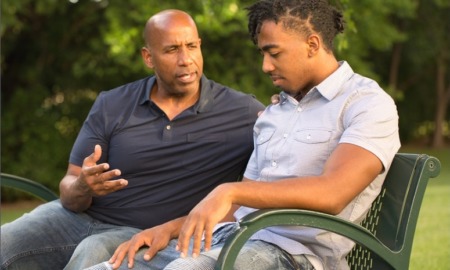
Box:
[59,174,93,212]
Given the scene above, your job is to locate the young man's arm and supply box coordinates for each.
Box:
[176,143,383,258]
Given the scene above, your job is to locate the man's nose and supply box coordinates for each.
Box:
[178,48,193,66]
[261,55,274,73]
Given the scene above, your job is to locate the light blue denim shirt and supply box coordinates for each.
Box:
[234,61,401,270]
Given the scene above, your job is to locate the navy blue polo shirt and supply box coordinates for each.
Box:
[69,75,265,229]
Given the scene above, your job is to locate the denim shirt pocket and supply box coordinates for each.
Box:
[290,129,332,175]
[293,129,332,144]
[256,129,275,145]
[255,129,275,169]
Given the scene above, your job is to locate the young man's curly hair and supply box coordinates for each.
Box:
[246,0,345,52]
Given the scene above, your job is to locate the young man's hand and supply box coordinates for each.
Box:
[176,184,235,258]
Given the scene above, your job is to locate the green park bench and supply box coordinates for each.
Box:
[215,153,441,270]
[1,173,58,202]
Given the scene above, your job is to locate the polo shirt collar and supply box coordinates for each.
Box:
[194,75,215,113]
[139,75,213,114]
[139,76,156,105]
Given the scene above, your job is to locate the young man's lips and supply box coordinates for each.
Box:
[270,75,282,82]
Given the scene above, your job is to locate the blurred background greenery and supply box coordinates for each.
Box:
[1,0,449,199]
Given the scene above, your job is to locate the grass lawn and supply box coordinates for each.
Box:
[1,146,449,268]
[1,200,44,224]
[402,146,450,269]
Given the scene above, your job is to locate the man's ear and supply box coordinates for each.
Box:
[141,47,154,69]
[307,34,320,57]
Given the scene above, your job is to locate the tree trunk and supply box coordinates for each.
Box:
[432,54,450,148]
[389,43,402,91]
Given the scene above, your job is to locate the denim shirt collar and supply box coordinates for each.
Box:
[278,61,354,106]
[316,61,354,101]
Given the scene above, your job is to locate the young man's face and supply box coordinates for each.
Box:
[257,21,316,96]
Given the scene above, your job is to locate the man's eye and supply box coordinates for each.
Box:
[270,52,279,58]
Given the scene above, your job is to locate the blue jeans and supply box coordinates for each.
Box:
[85,239,183,270]
[0,200,140,270]
[86,223,314,270]
[164,223,315,270]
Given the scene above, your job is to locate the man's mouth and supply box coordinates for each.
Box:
[178,72,196,83]
[270,74,282,83]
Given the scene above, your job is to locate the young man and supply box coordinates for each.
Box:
[167,0,401,269]
[0,9,264,270]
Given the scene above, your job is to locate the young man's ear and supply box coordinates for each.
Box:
[307,34,320,57]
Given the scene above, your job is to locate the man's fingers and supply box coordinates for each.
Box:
[191,223,205,258]
[177,223,195,258]
[93,144,102,162]
[271,94,280,104]
[109,242,129,269]
[203,224,214,252]
[83,163,110,178]
[127,233,152,268]
[126,248,136,269]
[88,168,123,186]
[103,179,128,191]
[100,168,122,182]
[177,217,208,258]
[84,144,103,166]
[143,245,159,262]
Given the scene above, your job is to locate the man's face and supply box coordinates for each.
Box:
[257,21,316,96]
[143,21,203,97]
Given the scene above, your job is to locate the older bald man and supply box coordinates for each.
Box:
[0,9,264,270]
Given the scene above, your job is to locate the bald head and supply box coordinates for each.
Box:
[140,9,203,99]
[143,10,199,48]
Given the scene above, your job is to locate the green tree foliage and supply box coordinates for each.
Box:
[396,0,450,146]
[334,0,416,81]
[2,0,111,199]
[1,0,448,199]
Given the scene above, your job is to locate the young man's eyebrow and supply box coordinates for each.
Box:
[260,44,280,52]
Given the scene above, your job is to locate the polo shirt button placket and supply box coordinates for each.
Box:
[162,123,173,141]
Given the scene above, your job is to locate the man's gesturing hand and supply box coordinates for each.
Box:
[77,144,128,196]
